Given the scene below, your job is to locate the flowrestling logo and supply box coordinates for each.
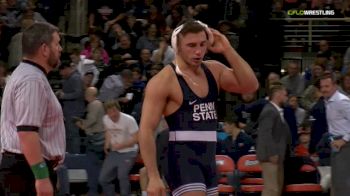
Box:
[288,9,335,16]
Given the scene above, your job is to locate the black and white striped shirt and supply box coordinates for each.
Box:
[0,60,66,160]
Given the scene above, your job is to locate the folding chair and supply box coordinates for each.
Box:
[216,155,236,195]
[237,154,264,194]
[284,164,323,195]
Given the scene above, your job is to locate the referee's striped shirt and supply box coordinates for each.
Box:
[0,60,66,160]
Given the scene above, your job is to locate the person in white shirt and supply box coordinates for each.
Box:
[151,36,175,66]
[99,100,139,196]
[320,73,350,195]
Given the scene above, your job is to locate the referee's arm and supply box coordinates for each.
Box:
[18,129,46,167]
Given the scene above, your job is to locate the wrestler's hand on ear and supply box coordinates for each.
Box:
[208,28,232,54]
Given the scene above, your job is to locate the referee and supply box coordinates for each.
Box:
[0,22,65,196]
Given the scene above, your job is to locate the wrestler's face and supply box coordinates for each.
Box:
[178,31,208,67]
[47,32,62,69]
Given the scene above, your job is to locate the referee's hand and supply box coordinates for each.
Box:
[35,178,54,196]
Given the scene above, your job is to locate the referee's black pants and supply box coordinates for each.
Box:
[0,151,57,196]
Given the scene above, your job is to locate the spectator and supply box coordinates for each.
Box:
[288,95,306,127]
[147,4,166,34]
[131,67,146,92]
[257,83,291,196]
[146,63,164,80]
[343,46,350,73]
[339,73,350,97]
[317,40,332,59]
[217,20,239,49]
[305,63,325,87]
[136,23,160,52]
[233,91,257,130]
[16,1,46,24]
[165,4,186,29]
[7,18,34,68]
[151,36,175,66]
[106,23,127,53]
[301,76,324,111]
[99,100,139,196]
[294,132,311,157]
[88,0,131,32]
[71,49,100,87]
[110,33,138,64]
[75,87,105,196]
[281,61,305,96]
[135,48,154,75]
[81,29,110,65]
[309,89,328,154]
[83,72,95,89]
[57,63,85,154]
[217,115,254,163]
[98,69,133,103]
[320,73,350,195]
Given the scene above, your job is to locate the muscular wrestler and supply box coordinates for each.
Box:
[139,20,258,196]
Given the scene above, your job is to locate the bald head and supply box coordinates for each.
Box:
[85,87,98,102]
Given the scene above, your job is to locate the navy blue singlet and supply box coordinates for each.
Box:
[164,63,219,195]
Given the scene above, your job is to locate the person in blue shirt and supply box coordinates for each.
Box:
[217,115,254,163]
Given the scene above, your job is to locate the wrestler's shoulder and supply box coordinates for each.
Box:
[203,60,225,68]
[202,60,226,78]
[146,65,175,87]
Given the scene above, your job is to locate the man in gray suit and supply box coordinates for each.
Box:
[257,83,292,196]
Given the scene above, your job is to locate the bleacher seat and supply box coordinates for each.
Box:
[237,154,264,194]
[216,155,236,195]
[284,164,323,194]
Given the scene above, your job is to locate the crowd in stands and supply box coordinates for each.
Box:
[0,0,350,195]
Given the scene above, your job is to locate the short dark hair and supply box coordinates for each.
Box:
[132,67,142,74]
[175,20,209,47]
[70,48,81,56]
[58,61,72,70]
[319,73,336,84]
[268,82,286,99]
[22,22,59,57]
[104,100,121,111]
[223,114,239,127]
[120,69,133,79]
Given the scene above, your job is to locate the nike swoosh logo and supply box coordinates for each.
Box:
[189,100,197,105]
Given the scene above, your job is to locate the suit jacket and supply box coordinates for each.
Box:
[245,98,298,146]
[256,102,292,163]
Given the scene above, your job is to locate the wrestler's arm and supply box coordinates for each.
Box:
[207,29,259,93]
[139,72,168,180]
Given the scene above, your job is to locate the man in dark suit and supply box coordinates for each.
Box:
[257,83,292,196]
